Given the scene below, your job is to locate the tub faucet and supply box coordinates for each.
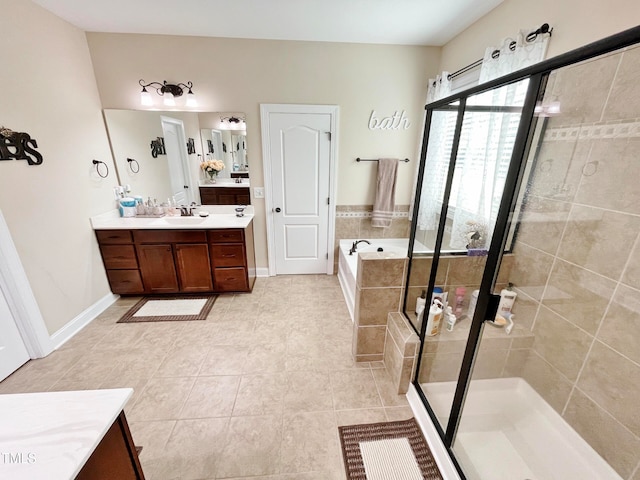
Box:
[349,239,371,255]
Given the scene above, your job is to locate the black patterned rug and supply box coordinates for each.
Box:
[117,296,217,323]
[338,418,443,480]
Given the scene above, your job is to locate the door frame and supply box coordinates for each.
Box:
[260,104,339,276]
[0,209,53,359]
[161,115,194,205]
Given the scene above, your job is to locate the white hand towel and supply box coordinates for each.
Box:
[371,158,399,228]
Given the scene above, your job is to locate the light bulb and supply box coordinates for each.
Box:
[163,93,176,107]
[140,87,153,106]
[185,91,198,107]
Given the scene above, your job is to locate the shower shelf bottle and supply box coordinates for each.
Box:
[415,290,427,317]
[497,283,517,316]
[425,300,444,337]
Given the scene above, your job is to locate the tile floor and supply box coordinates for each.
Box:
[0,275,413,480]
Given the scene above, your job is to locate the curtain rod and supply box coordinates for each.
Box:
[440,23,553,83]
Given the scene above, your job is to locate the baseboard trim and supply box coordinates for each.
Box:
[256,267,270,277]
[407,384,461,480]
[50,293,119,350]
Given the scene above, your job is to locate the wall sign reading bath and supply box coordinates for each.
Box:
[368,110,410,130]
[0,127,43,165]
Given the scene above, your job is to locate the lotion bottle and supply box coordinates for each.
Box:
[425,300,444,337]
[497,283,517,316]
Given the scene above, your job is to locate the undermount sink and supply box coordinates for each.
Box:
[156,216,208,225]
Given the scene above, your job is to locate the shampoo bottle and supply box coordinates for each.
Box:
[445,306,456,332]
[425,300,444,337]
[497,283,517,316]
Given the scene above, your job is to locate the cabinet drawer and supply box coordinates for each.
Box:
[199,188,217,205]
[210,244,246,267]
[96,230,133,244]
[208,229,244,243]
[133,230,206,244]
[100,245,138,269]
[213,267,248,292]
[106,270,144,294]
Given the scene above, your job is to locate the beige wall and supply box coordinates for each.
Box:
[0,0,117,334]
[87,33,441,269]
[440,0,640,72]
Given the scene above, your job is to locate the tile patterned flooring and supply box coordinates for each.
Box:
[0,275,413,479]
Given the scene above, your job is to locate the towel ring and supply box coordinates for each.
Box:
[92,159,109,178]
[127,157,140,174]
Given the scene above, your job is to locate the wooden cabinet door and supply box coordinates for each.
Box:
[136,244,179,293]
[174,244,213,292]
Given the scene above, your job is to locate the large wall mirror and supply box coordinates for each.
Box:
[103,110,248,204]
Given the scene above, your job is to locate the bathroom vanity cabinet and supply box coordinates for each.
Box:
[199,186,251,205]
[96,224,255,295]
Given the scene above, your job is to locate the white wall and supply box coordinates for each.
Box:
[440,0,640,72]
[87,33,441,269]
[0,0,117,334]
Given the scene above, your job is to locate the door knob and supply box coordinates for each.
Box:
[275,207,281,212]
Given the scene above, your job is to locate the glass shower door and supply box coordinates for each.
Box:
[452,45,640,480]
[414,77,535,437]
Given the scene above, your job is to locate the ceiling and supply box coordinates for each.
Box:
[33,0,503,46]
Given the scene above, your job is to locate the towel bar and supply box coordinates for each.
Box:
[356,158,410,162]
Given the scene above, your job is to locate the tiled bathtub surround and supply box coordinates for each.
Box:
[352,252,408,362]
[506,45,640,479]
[334,205,411,269]
[384,312,420,394]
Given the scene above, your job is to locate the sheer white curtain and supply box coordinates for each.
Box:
[416,73,452,231]
[418,27,550,249]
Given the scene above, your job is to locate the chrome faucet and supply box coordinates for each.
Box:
[348,239,371,255]
[180,202,198,216]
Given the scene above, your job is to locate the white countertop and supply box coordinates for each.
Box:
[0,388,132,480]
[199,178,250,188]
[90,205,254,230]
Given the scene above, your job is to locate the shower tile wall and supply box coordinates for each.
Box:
[509,46,640,479]
[334,204,411,269]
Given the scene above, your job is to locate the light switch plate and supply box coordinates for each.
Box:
[254,187,265,198]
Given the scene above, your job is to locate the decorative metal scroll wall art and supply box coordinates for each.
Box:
[150,137,166,158]
[207,140,215,154]
[187,138,196,155]
[0,126,43,165]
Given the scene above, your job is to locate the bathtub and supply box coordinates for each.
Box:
[338,238,428,322]
[416,378,622,480]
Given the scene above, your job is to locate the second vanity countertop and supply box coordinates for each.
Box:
[199,179,250,188]
[0,388,132,479]
[90,205,254,230]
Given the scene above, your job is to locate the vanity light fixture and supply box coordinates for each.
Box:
[139,79,197,107]
[220,115,246,130]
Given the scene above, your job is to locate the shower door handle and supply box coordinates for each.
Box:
[483,293,501,322]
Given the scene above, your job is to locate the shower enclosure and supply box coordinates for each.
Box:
[405,26,640,480]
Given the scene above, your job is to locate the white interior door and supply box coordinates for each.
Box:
[0,287,29,381]
[264,109,334,274]
[161,116,192,205]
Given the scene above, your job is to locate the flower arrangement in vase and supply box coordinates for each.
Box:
[200,159,225,183]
